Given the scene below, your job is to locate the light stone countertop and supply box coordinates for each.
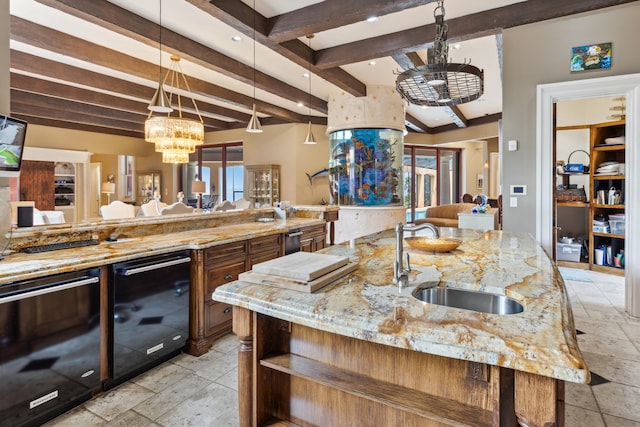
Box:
[212,227,589,384]
[0,217,324,285]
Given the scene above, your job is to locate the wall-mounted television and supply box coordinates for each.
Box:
[0,115,28,177]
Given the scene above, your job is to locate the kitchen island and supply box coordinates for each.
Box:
[213,227,588,426]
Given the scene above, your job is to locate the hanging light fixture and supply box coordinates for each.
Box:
[148,0,171,113]
[246,0,263,133]
[395,0,483,107]
[145,55,205,164]
[303,34,317,145]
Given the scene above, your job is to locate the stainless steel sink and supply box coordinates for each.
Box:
[412,283,524,315]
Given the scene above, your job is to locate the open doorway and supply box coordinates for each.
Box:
[537,73,640,316]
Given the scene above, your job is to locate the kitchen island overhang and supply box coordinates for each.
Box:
[214,227,589,426]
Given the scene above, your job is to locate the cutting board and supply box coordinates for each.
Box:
[251,251,350,282]
[239,262,357,293]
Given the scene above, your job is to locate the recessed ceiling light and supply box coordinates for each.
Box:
[231,35,242,42]
[451,44,461,50]
[368,61,376,66]
[302,72,310,78]
[297,102,304,107]
[366,16,378,23]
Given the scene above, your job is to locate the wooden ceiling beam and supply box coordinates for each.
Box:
[265,0,435,43]
[10,53,251,124]
[405,113,430,133]
[34,0,328,115]
[187,0,367,98]
[10,16,308,124]
[315,0,638,69]
[12,114,143,138]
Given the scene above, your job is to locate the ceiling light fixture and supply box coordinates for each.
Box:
[144,54,205,164]
[148,0,171,113]
[303,34,317,145]
[395,0,483,107]
[246,0,263,133]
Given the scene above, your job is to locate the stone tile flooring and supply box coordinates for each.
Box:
[44,268,638,426]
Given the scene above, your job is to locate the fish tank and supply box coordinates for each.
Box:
[328,128,403,206]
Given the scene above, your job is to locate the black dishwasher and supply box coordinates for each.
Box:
[0,269,101,427]
[105,251,191,389]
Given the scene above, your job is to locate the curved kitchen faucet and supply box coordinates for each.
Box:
[393,222,439,289]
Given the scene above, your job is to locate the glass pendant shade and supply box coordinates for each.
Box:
[303,121,316,145]
[246,103,263,133]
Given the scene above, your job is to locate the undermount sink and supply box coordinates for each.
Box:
[412,283,524,315]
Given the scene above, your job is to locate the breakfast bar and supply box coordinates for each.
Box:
[213,227,589,426]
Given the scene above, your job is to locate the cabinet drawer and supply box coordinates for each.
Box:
[248,249,281,269]
[248,234,282,254]
[300,224,326,238]
[205,241,246,266]
[205,301,233,337]
[205,261,246,297]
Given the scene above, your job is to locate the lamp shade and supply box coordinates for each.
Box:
[192,180,206,194]
[101,182,116,194]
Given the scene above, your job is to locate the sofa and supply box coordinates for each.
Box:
[415,203,476,228]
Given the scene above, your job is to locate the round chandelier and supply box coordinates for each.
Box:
[145,55,204,164]
[395,0,483,107]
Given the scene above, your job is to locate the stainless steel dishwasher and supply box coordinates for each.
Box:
[0,269,101,427]
[105,251,191,390]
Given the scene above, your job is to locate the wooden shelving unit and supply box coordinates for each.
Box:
[589,120,626,276]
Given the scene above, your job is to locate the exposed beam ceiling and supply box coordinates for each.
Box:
[7,0,636,140]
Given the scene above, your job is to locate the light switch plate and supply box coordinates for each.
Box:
[508,140,518,151]
[510,197,518,207]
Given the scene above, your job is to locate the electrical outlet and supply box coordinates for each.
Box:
[508,140,518,151]
[510,197,518,207]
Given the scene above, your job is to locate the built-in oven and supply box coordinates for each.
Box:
[105,250,191,390]
[0,269,101,427]
[284,229,302,255]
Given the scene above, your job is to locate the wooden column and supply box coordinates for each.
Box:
[515,371,564,427]
[233,306,254,427]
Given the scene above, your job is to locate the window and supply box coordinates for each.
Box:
[404,145,461,223]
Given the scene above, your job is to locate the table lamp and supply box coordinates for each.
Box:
[102,182,115,204]
[192,180,206,208]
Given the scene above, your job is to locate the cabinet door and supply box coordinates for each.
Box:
[19,160,55,210]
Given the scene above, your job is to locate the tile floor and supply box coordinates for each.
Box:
[44,268,639,427]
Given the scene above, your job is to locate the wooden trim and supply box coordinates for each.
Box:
[232,307,254,427]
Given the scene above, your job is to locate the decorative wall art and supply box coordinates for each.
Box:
[570,42,612,72]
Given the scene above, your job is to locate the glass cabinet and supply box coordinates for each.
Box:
[244,165,280,208]
[137,171,162,204]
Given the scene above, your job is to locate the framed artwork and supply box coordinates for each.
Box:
[570,42,612,72]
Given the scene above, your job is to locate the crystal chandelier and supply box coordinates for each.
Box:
[145,55,205,164]
[395,0,483,107]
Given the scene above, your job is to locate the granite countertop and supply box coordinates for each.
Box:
[212,227,589,384]
[0,217,323,285]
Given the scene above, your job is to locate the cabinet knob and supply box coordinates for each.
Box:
[224,274,233,280]
[223,307,232,314]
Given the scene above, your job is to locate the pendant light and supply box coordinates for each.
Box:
[395,0,483,107]
[303,34,317,145]
[246,0,263,133]
[148,0,172,113]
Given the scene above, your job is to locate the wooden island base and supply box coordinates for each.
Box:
[233,307,564,427]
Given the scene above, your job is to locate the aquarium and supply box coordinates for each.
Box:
[329,128,403,206]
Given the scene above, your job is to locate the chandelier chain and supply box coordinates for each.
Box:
[432,0,448,66]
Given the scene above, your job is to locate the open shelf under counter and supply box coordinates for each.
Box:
[556,260,590,270]
[557,201,589,208]
[593,231,625,240]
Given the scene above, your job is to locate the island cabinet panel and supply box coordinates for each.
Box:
[233,308,557,427]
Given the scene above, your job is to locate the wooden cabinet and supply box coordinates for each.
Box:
[299,223,327,253]
[244,164,280,208]
[19,160,55,210]
[589,120,625,275]
[188,234,282,355]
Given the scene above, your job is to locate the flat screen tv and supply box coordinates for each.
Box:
[0,115,28,177]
